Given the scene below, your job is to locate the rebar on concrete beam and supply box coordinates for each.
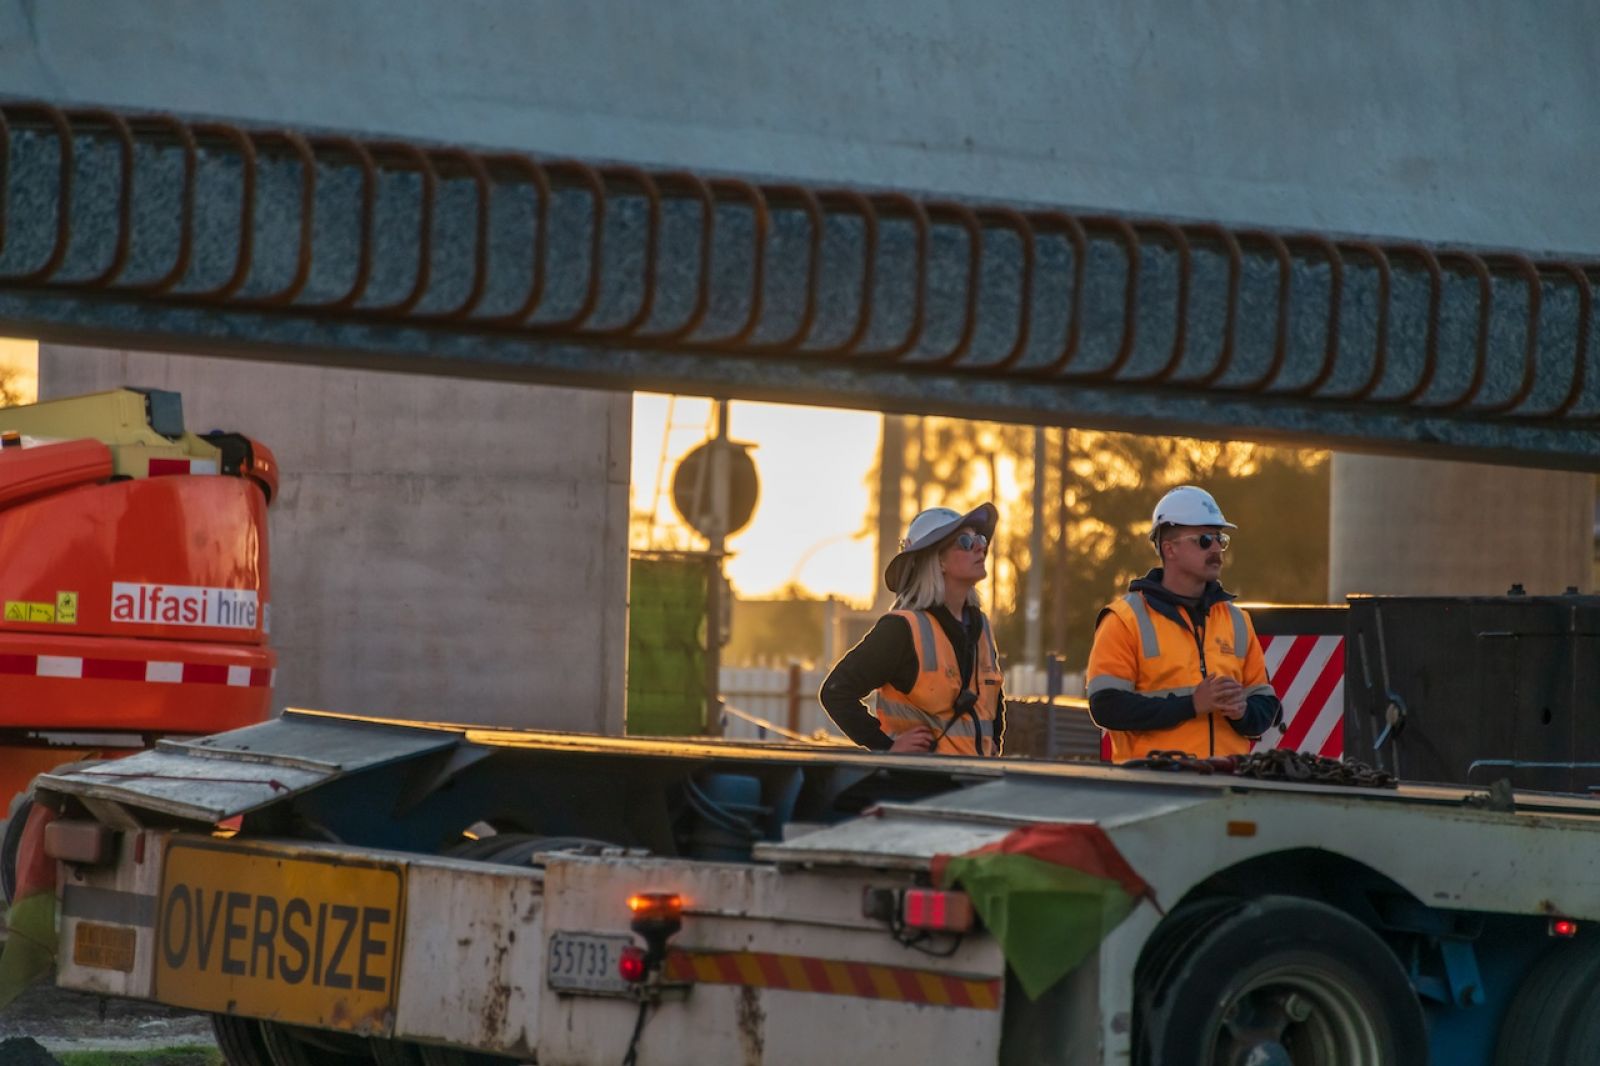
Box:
[0,102,1596,469]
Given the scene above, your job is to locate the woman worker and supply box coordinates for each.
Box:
[819,503,1004,755]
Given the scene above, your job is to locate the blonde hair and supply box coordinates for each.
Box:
[892,548,982,612]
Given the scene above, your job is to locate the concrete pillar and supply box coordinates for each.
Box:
[40,344,631,734]
[1329,455,1594,598]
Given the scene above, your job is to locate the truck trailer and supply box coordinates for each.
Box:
[19,591,1600,1066]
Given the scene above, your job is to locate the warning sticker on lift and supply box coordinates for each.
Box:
[4,591,76,625]
[155,839,404,1034]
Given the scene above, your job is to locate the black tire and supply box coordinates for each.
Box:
[1134,895,1245,1008]
[212,1015,276,1066]
[1137,895,1428,1066]
[0,794,32,904]
[1493,938,1600,1065]
[368,1041,426,1066]
[446,834,615,867]
[1559,980,1600,1061]
[260,1022,375,1065]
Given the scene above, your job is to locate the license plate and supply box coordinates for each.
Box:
[547,931,635,995]
[154,838,404,1034]
[72,921,136,972]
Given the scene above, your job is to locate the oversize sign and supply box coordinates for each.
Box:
[155,840,404,1033]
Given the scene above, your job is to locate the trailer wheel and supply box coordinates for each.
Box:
[259,1022,375,1065]
[1136,896,1426,1066]
[447,834,617,867]
[367,1041,425,1066]
[0,793,32,904]
[1492,938,1600,1065]
[212,1015,275,1066]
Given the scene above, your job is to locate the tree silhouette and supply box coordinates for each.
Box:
[889,419,1329,668]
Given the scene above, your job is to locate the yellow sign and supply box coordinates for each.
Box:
[155,840,404,1033]
[5,600,53,623]
[4,592,78,624]
[73,921,137,973]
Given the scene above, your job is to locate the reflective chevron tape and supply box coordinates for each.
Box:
[663,948,1001,1009]
[0,654,273,687]
[1254,634,1345,758]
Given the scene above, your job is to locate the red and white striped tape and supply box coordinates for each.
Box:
[0,654,272,687]
[1255,634,1344,758]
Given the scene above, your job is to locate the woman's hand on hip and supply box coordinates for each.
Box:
[889,727,936,753]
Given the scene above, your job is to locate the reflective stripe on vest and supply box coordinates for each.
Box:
[1226,603,1246,656]
[875,609,1001,756]
[1123,593,1161,658]
[1095,592,1255,762]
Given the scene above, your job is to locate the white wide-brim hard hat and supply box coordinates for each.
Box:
[883,502,998,594]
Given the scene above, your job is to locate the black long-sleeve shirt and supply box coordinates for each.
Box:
[819,604,1005,753]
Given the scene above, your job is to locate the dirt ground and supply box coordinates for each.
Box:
[0,981,216,1056]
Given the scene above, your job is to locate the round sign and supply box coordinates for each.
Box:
[672,441,759,539]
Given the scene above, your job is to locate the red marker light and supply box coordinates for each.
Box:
[619,944,649,983]
[1551,918,1579,939]
[901,888,975,933]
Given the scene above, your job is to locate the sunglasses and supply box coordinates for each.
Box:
[1174,532,1230,551]
[951,532,989,551]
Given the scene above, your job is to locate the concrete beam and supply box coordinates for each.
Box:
[1,106,1598,469]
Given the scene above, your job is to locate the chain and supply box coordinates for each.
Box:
[1121,748,1397,789]
[1233,748,1397,789]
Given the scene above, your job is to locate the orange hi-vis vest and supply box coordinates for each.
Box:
[874,609,1002,756]
[1087,591,1274,763]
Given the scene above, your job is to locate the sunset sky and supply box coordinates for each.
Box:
[0,337,37,403]
[631,394,882,604]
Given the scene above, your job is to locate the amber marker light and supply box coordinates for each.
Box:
[628,892,684,923]
[628,891,684,972]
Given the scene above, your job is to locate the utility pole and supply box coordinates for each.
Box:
[1053,427,1071,659]
[874,415,907,613]
[1025,425,1046,667]
[703,400,730,736]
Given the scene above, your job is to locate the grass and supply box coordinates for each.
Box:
[57,1049,222,1066]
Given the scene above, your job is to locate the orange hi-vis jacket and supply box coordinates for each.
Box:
[875,609,1003,756]
[1087,590,1274,762]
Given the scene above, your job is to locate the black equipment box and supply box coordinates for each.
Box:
[1342,593,1600,793]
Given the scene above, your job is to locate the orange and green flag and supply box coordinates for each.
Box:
[0,804,58,1009]
[933,822,1158,1000]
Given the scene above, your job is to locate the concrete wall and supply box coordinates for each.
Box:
[1330,458,1594,598]
[42,346,631,733]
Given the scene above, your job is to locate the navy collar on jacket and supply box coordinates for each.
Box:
[1128,568,1235,628]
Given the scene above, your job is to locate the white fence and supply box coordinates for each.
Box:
[717,662,1085,744]
[719,665,844,743]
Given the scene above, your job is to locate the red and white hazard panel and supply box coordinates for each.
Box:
[1254,634,1345,758]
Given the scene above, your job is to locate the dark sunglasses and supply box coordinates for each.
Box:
[1174,532,1230,551]
[952,532,988,551]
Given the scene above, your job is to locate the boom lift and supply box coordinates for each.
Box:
[0,388,276,899]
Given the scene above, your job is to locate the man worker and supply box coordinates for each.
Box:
[1086,486,1281,762]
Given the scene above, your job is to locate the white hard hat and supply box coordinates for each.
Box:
[1149,486,1235,542]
